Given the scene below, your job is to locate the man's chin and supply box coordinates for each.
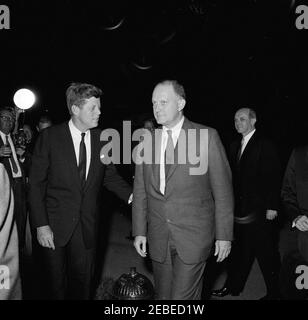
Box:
[156,118,164,125]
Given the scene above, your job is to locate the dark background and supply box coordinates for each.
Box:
[1,0,308,167]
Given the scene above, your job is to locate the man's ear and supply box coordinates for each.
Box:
[71,104,80,115]
[251,118,256,126]
[178,98,186,111]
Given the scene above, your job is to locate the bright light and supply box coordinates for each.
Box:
[13,88,36,110]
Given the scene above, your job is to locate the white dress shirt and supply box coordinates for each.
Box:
[0,131,22,178]
[68,120,91,179]
[160,116,185,194]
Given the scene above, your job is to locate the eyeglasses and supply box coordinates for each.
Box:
[0,116,14,122]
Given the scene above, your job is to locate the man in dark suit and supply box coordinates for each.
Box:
[280,147,308,299]
[281,147,308,262]
[0,107,27,250]
[28,83,132,300]
[132,80,234,300]
[212,107,281,300]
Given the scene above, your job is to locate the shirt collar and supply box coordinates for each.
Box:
[0,130,10,141]
[162,116,184,134]
[243,129,256,142]
[69,119,89,138]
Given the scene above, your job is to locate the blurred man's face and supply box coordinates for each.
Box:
[72,96,101,132]
[152,84,185,128]
[144,120,155,132]
[234,109,256,136]
[0,110,15,134]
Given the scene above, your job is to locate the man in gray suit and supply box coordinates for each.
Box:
[132,80,234,300]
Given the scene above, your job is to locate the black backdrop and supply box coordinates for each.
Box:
[1,0,308,168]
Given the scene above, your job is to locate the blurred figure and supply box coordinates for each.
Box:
[36,115,53,132]
[143,118,156,133]
[0,107,27,250]
[280,146,308,299]
[0,163,22,299]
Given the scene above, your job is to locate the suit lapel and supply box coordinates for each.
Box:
[63,123,82,190]
[239,131,257,164]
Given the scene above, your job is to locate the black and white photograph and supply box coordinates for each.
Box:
[0,0,308,308]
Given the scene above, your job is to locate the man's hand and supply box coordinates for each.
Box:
[0,145,12,157]
[293,215,308,232]
[266,209,278,220]
[37,225,55,250]
[134,235,147,257]
[214,240,231,262]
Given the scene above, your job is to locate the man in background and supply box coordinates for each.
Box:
[212,108,281,300]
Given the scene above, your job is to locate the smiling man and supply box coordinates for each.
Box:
[28,83,132,300]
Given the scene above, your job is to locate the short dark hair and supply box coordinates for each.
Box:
[66,82,102,115]
[156,80,186,100]
[38,115,52,124]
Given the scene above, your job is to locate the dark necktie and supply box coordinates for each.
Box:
[78,132,86,186]
[6,135,18,174]
[165,130,174,176]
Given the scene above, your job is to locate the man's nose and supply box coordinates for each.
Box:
[154,104,162,112]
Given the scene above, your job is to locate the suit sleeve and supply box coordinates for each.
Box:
[208,129,234,241]
[131,140,148,237]
[103,163,132,203]
[259,139,281,211]
[28,129,50,228]
[281,150,301,221]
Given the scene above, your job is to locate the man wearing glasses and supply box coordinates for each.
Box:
[0,107,27,251]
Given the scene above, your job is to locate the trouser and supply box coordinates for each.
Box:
[41,222,96,300]
[12,177,27,249]
[151,234,206,300]
[225,219,280,295]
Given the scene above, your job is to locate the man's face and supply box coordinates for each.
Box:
[234,109,255,136]
[38,121,52,131]
[144,120,154,132]
[73,97,101,131]
[0,110,15,134]
[152,84,185,128]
